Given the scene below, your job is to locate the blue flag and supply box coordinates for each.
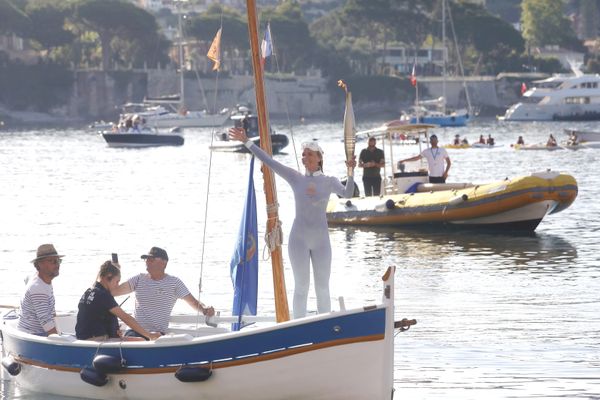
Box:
[230,156,258,331]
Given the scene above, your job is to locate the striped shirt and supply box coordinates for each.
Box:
[18,275,56,335]
[127,273,191,332]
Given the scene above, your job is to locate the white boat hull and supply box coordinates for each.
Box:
[144,112,229,128]
[450,200,557,226]
[11,340,389,400]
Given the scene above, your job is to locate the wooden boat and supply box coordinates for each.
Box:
[326,124,577,232]
[1,3,409,399]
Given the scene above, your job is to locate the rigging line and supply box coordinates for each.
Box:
[446,0,472,113]
[265,20,301,172]
[196,14,225,330]
[180,11,210,113]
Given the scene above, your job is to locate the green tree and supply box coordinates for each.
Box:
[0,0,30,36]
[24,4,74,54]
[521,0,580,50]
[447,1,524,75]
[73,0,166,70]
[263,0,315,73]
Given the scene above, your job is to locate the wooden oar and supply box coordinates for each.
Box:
[338,80,356,178]
[0,304,18,309]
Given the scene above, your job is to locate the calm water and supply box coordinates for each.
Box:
[1,119,599,399]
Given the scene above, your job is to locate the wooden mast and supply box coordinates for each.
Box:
[246,0,290,322]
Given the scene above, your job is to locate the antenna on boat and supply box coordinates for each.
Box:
[246,0,290,322]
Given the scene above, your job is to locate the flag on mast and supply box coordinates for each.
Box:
[230,157,259,331]
[521,82,527,96]
[260,23,273,68]
[410,63,417,87]
[207,28,222,71]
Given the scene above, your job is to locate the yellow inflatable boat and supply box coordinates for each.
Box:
[327,171,577,231]
[327,124,577,232]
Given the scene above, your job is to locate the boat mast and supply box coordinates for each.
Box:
[246,0,290,322]
[177,8,185,111]
[442,0,447,115]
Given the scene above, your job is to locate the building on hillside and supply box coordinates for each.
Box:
[0,34,38,65]
[376,44,447,76]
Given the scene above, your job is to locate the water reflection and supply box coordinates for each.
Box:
[333,226,577,272]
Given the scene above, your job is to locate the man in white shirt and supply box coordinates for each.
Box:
[18,244,64,336]
[112,246,215,336]
[398,134,451,183]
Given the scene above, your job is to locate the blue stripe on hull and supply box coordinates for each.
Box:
[6,308,386,370]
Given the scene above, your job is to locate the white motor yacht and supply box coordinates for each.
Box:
[502,73,600,121]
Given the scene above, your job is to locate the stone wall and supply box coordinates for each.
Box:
[69,69,527,121]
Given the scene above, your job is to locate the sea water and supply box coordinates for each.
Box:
[0,119,599,399]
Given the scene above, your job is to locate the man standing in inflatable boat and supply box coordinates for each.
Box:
[398,134,451,183]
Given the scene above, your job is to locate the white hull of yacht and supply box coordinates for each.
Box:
[144,112,229,128]
[503,103,600,121]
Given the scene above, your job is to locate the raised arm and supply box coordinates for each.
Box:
[229,127,300,184]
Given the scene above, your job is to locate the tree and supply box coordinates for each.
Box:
[0,0,30,36]
[24,4,74,54]
[263,0,315,73]
[74,0,166,70]
[521,0,580,50]
[447,1,524,75]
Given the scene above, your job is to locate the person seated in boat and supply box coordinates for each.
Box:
[17,244,64,336]
[453,134,461,145]
[479,135,486,144]
[546,134,557,147]
[461,137,469,145]
[516,136,525,145]
[111,247,215,336]
[128,116,142,133]
[567,132,578,146]
[486,134,495,146]
[229,127,357,319]
[359,136,385,196]
[398,134,451,184]
[75,261,161,341]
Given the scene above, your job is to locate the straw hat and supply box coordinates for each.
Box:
[31,244,64,263]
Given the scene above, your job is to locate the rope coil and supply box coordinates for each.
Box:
[263,217,283,260]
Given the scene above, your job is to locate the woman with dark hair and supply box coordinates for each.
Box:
[229,127,356,318]
[75,261,160,341]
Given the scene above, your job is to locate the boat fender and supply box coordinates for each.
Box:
[175,366,212,382]
[93,354,125,374]
[448,194,468,206]
[2,355,21,376]
[80,366,108,387]
[385,199,396,210]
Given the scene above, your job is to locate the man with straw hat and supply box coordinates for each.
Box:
[17,244,64,336]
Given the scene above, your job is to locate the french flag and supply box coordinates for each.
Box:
[260,23,273,68]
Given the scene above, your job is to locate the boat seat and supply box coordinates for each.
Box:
[47,334,77,343]
[155,333,194,343]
